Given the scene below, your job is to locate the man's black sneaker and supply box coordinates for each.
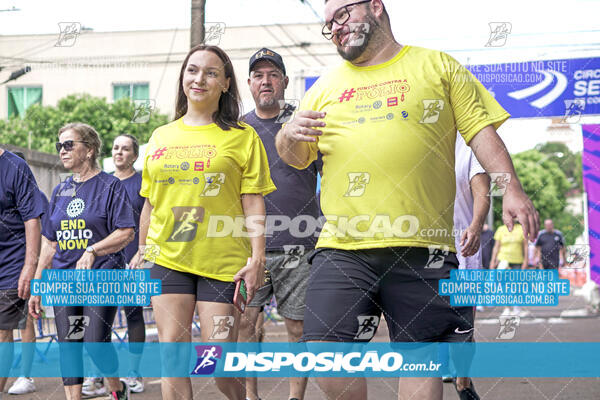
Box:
[454,379,480,400]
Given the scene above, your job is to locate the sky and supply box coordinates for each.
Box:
[2,0,600,152]
[2,0,599,42]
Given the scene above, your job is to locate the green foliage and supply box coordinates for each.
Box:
[552,211,584,247]
[0,117,29,149]
[535,142,583,191]
[1,94,169,158]
[492,149,584,245]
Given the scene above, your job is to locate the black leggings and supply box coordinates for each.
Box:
[123,306,145,353]
[53,305,118,386]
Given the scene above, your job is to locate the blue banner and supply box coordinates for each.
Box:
[465,57,600,118]
[3,342,600,378]
[30,269,161,306]
[439,269,570,306]
[305,57,600,119]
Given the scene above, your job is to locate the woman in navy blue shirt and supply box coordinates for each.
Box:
[111,134,146,393]
[29,123,135,400]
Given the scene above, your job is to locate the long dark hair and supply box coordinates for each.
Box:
[174,44,243,131]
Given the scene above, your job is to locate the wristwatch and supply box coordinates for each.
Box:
[86,246,97,256]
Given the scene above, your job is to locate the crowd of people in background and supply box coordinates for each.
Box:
[0,1,577,399]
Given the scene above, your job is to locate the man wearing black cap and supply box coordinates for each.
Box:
[239,48,322,400]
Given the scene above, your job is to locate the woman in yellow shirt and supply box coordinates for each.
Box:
[490,222,530,316]
[131,45,275,400]
[490,222,528,270]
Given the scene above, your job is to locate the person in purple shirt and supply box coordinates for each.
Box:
[0,148,45,398]
[29,123,135,400]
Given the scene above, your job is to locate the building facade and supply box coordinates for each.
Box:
[0,24,336,121]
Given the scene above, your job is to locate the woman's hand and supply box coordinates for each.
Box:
[490,258,498,269]
[234,256,265,303]
[76,251,95,270]
[129,247,147,269]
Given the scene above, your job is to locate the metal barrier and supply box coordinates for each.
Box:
[10,303,250,368]
[12,317,58,368]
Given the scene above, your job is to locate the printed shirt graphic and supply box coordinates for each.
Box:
[292,45,510,251]
[494,224,525,264]
[42,172,135,269]
[119,173,145,263]
[140,118,276,281]
[243,110,322,251]
[0,151,47,289]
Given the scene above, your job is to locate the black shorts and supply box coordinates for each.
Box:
[0,289,27,330]
[302,247,474,343]
[150,263,235,303]
[542,263,558,270]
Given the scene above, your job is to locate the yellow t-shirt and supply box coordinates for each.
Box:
[494,224,525,264]
[292,45,510,252]
[140,118,276,281]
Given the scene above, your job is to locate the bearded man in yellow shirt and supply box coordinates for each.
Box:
[276,0,539,399]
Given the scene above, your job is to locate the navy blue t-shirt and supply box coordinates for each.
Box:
[0,150,47,289]
[118,172,144,263]
[243,110,323,251]
[42,171,135,270]
[535,229,564,267]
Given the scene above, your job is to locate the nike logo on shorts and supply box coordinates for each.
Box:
[454,327,474,334]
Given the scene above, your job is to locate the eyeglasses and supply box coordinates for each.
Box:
[322,0,372,40]
[55,140,87,153]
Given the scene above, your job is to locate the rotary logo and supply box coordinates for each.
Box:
[66,198,85,218]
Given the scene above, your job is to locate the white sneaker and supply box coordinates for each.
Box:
[82,377,96,390]
[8,377,36,395]
[82,377,106,397]
[126,375,144,393]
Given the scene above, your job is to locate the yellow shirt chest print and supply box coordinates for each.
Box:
[296,46,509,251]
[141,119,275,281]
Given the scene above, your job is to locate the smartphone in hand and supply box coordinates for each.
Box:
[233,279,247,313]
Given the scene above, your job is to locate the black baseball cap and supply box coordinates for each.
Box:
[249,48,286,76]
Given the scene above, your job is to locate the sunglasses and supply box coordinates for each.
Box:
[55,140,88,153]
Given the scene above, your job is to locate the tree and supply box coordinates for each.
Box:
[1,94,169,157]
[190,0,206,48]
[535,142,583,192]
[492,149,584,245]
[0,117,30,149]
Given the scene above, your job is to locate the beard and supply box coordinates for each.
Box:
[336,16,378,62]
[257,95,278,108]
